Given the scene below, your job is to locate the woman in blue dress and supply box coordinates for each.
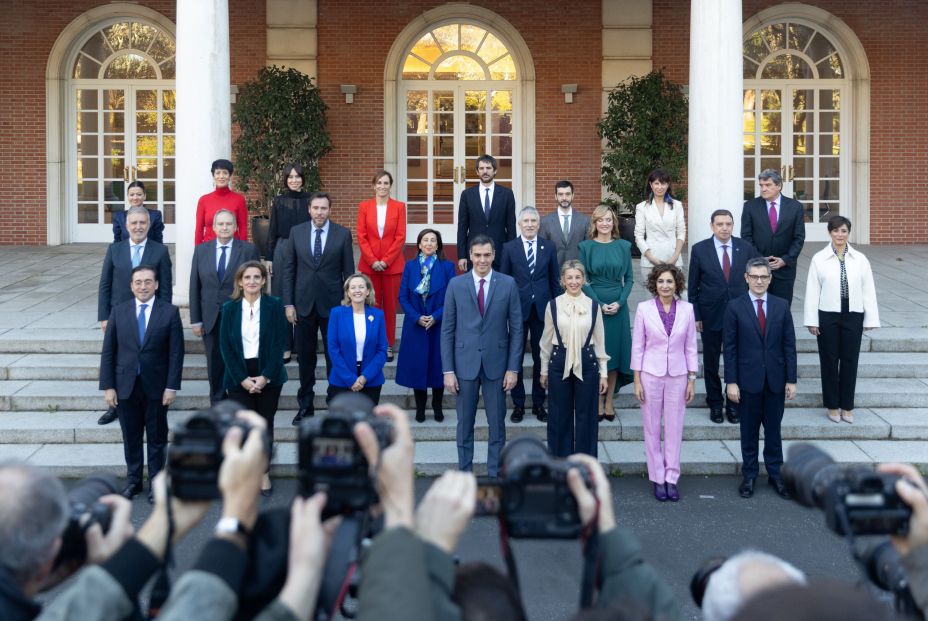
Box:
[396,228,456,422]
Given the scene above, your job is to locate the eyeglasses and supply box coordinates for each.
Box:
[746,274,771,282]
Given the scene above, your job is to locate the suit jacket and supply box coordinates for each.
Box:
[634,199,686,269]
[112,208,164,244]
[499,236,561,319]
[357,198,407,276]
[687,236,759,332]
[630,299,698,377]
[723,293,797,394]
[741,195,805,284]
[327,305,388,387]
[189,239,260,333]
[218,295,288,389]
[97,240,173,321]
[99,297,184,400]
[282,220,354,318]
[441,271,523,381]
[539,209,590,267]
[456,183,516,265]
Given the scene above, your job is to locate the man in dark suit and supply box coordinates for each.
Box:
[500,206,560,423]
[456,154,516,271]
[189,209,260,404]
[99,265,184,502]
[442,235,523,478]
[741,168,805,307]
[282,192,354,424]
[724,257,797,500]
[538,180,590,267]
[688,209,759,424]
[96,205,173,426]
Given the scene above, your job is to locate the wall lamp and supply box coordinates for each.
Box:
[561,84,578,104]
[340,84,357,104]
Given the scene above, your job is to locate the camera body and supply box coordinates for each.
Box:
[298,393,392,517]
[55,473,119,569]
[168,401,269,500]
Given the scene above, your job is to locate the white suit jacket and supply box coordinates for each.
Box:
[803,243,880,328]
[634,199,686,269]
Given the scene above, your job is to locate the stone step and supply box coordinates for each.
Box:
[2,377,927,412]
[2,351,926,381]
[11,438,928,478]
[1,407,925,445]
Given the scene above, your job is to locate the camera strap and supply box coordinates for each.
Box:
[146,481,177,619]
[315,511,366,620]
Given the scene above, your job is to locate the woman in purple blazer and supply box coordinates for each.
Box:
[631,264,698,502]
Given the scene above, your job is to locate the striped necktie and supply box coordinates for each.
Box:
[526,240,535,274]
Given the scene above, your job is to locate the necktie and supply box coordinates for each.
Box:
[768,201,778,233]
[217,245,228,282]
[131,244,142,268]
[756,298,766,336]
[562,214,570,237]
[526,240,535,274]
[313,228,323,265]
[137,303,148,345]
[722,244,731,281]
[484,188,491,218]
[477,278,486,317]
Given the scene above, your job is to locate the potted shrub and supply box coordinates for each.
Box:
[233,65,332,258]
[597,70,688,257]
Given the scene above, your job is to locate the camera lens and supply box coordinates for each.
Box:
[782,443,842,509]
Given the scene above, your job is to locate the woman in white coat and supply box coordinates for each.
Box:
[634,169,686,285]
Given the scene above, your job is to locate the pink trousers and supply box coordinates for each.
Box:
[640,371,688,484]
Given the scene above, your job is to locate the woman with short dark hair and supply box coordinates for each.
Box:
[194,159,248,244]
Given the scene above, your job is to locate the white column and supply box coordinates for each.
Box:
[687,0,743,240]
[174,0,232,305]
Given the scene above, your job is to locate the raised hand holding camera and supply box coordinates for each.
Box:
[416,471,477,553]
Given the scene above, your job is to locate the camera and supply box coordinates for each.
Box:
[168,401,270,500]
[782,443,911,536]
[54,473,119,569]
[476,437,592,539]
[298,392,392,518]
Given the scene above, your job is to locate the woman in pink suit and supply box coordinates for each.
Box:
[631,264,698,502]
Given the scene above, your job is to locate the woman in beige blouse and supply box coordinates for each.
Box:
[634,169,686,284]
[540,260,609,458]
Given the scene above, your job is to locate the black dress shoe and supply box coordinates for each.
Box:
[97,406,118,425]
[292,407,313,426]
[510,407,525,423]
[386,346,395,362]
[415,409,426,423]
[121,483,143,500]
[433,408,444,423]
[533,406,548,423]
[710,408,724,424]
[725,403,740,424]
[768,477,790,499]
[739,478,755,498]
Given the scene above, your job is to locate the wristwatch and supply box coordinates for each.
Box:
[215,516,252,538]
[687,373,697,380]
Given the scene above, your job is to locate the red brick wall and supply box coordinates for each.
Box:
[653,0,928,244]
[0,0,264,244]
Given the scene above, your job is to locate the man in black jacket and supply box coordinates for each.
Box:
[456,154,516,271]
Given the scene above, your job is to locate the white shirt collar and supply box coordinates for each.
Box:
[215,238,233,249]
[242,296,261,311]
[480,181,495,191]
[713,236,732,249]
[129,239,147,250]
[557,206,573,217]
[314,220,330,234]
[749,291,768,304]
[134,297,154,310]
[520,235,537,244]
[472,269,493,286]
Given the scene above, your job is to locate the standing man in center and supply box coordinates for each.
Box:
[500,206,560,423]
[442,235,523,478]
[283,192,354,425]
[539,180,590,268]
[456,154,516,271]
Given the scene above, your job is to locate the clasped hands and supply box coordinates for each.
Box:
[241,375,268,394]
[601,302,620,315]
[417,314,436,330]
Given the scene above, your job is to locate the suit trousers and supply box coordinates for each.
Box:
[700,329,726,409]
[227,359,282,472]
[295,311,331,409]
[510,305,545,409]
[546,352,599,458]
[202,320,227,404]
[739,380,785,479]
[768,274,795,309]
[639,372,688,484]
[117,377,169,486]
[369,272,401,347]
[817,304,864,411]
[456,365,506,477]
[328,363,384,405]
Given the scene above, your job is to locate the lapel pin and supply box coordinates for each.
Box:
[368,315,373,322]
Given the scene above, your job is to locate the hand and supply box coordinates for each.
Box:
[727,383,741,404]
[634,382,645,404]
[876,463,928,556]
[444,373,459,395]
[355,403,415,530]
[685,379,695,404]
[350,377,366,391]
[100,320,108,332]
[502,370,519,392]
[695,320,703,333]
[285,306,297,325]
[371,261,384,272]
[566,453,616,534]
[104,388,118,408]
[218,410,269,531]
[457,258,468,272]
[785,383,797,400]
[807,326,820,336]
[768,256,786,270]
[162,390,176,407]
[241,377,258,392]
[266,261,273,276]
[84,495,134,565]
[599,377,608,394]
[415,471,477,553]
[192,325,205,338]
[540,374,548,390]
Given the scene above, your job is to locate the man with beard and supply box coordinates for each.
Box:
[456,154,516,271]
[539,180,590,267]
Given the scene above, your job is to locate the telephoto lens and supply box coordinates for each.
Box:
[55,473,120,568]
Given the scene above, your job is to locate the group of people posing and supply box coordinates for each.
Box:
[96,155,880,504]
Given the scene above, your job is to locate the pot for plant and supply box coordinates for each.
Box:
[619,216,640,258]
[251,216,270,259]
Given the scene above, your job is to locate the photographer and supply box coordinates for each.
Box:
[879,462,928,616]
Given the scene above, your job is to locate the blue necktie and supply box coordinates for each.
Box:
[313,228,323,266]
[131,244,142,268]
[217,245,228,282]
[526,240,535,274]
[484,188,491,218]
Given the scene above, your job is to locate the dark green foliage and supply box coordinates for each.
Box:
[232,66,332,216]
[597,71,688,215]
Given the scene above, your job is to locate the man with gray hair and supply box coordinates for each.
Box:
[701,550,806,621]
[741,169,805,307]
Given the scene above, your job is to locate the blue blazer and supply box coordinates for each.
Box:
[499,236,562,319]
[327,305,388,388]
[687,236,759,333]
[97,239,173,321]
[218,295,289,390]
[398,257,456,321]
[112,208,165,244]
[723,293,797,394]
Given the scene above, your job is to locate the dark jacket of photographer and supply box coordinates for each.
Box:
[0,565,41,621]
[903,545,928,616]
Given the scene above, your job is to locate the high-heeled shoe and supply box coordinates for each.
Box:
[653,482,668,502]
[415,408,426,423]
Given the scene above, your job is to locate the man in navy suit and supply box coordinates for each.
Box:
[500,206,561,423]
[741,169,805,307]
[724,257,797,500]
[99,265,184,502]
[456,154,516,271]
[688,209,759,424]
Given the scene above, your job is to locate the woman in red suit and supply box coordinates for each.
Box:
[357,170,406,361]
[194,158,249,244]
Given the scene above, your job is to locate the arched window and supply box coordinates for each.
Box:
[403,24,516,81]
[73,21,175,79]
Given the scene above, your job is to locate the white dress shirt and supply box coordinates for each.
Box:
[215,239,232,270]
[129,239,147,264]
[803,243,880,327]
[520,235,537,261]
[376,203,387,238]
[311,220,330,254]
[749,291,768,318]
[353,312,366,361]
[134,297,154,335]
[472,269,493,296]
[557,207,573,236]
[479,182,495,214]
[713,236,733,271]
[241,297,261,359]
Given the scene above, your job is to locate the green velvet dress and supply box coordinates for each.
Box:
[579,238,634,388]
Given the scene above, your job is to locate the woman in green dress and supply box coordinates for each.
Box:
[579,204,634,421]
